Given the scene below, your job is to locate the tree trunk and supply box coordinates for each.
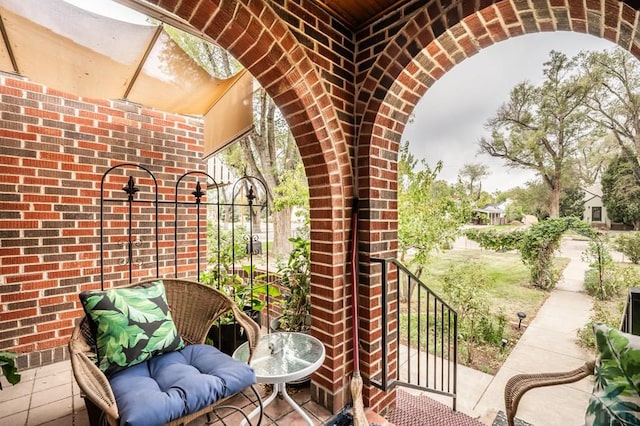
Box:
[251,205,261,233]
[549,186,561,218]
[273,207,292,255]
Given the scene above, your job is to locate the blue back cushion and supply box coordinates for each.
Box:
[109,344,256,426]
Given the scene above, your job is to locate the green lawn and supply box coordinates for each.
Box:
[400,249,568,373]
[423,249,551,319]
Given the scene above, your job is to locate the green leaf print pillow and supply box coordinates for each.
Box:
[585,323,640,426]
[79,280,184,377]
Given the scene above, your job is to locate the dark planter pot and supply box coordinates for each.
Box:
[208,308,261,356]
[269,315,283,333]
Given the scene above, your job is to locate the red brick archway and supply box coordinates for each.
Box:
[356,0,637,410]
[142,0,640,414]
[136,0,357,411]
[3,0,638,418]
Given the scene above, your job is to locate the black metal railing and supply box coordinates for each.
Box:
[621,287,640,335]
[98,164,275,354]
[371,257,458,410]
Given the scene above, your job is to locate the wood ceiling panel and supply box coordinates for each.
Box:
[314,0,407,29]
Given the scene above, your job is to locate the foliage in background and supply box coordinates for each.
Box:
[479,51,601,218]
[584,262,640,302]
[504,203,525,222]
[578,262,640,349]
[612,232,640,264]
[398,141,472,299]
[466,218,602,290]
[581,49,640,186]
[582,240,615,300]
[464,228,525,252]
[602,155,640,230]
[577,301,626,350]
[166,25,307,255]
[519,217,599,289]
[559,186,586,218]
[223,87,305,254]
[502,182,551,220]
[457,163,490,201]
[206,223,249,265]
[273,163,310,239]
[500,178,585,221]
[276,237,311,332]
[441,261,507,364]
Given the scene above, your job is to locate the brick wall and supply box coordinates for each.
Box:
[0,73,205,369]
[4,0,638,416]
[141,0,640,416]
[351,0,639,410]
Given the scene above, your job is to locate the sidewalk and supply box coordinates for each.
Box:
[470,237,595,425]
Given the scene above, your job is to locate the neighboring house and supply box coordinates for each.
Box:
[473,203,506,226]
[583,184,610,228]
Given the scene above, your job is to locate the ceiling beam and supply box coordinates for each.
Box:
[123,23,163,99]
[0,12,19,73]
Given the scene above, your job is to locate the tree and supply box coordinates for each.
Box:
[581,48,640,184]
[601,155,640,229]
[163,26,237,77]
[479,51,599,218]
[458,163,489,201]
[575,133,618,186]
[503,181,551,220]
[165,26,306,254]
[559,186,585,218]
[503,179,584,220]
[228,90,303,254]
[398,141,472,300]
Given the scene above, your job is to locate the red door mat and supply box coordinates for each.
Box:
[386,389,485,426]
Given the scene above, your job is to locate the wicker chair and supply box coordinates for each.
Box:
[504,359,596,426]
[69,278,262,426]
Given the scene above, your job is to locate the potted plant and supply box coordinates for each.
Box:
[200,265,279,354]
[271,237,311,333]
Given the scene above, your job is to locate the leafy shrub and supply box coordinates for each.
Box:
[464,228,525,252]
[466,218,601,290]
[613,232,640,264]
[477,309,508,346]
[442,261,506,362]
[519,217,599,289]
[582,240,614,300]
[505,204,524,223]
[577,301,625,350]
[585,264,640,301]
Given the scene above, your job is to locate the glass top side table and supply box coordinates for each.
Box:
[233,332,326,425]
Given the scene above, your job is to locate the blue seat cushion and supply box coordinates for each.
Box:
[109,344,256,426]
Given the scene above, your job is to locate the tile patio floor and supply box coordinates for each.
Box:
[1,237,596,426]
[0,359,338,426]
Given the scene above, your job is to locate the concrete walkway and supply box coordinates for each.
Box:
[469,237,595,425]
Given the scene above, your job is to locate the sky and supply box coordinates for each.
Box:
[64,0,149,24]
[402,32,616,193]
[70,1,615,194]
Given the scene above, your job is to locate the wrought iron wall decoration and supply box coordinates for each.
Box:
[98,163,270,293]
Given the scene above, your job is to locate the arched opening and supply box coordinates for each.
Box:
[357,0,640,413]
[5,1,640,423]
